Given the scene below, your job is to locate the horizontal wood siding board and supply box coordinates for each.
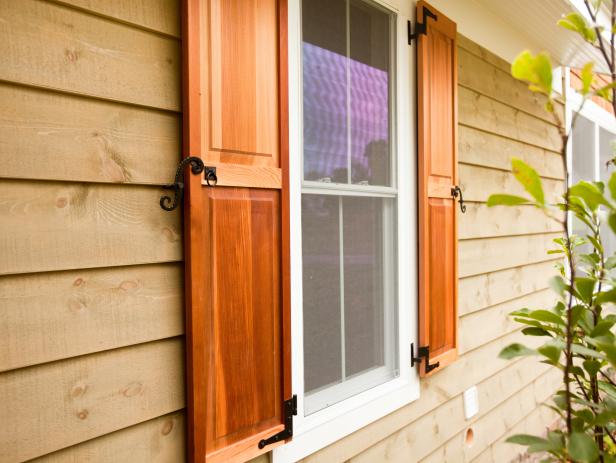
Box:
[300,328,539,463]
[459,259,561,316]
[348,358,554,463]
[458,47,555,123]
[459,86,562,152]
[459,289,556,354]
[459,203,561,239]
[472,400,557,463]
[459,233,561,277]
[0,181,182,276]
[0,263,184,372]
[31,411,186,463]
[0,83,181,185]
[459,125,564,180]
[0,338,185,462]
[0,0,181,111]
[50,0,181,38]
[418,369,560,463]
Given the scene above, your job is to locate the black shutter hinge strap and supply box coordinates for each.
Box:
[408,5,437,44]
[258,395,297,449]
[411,343,440,374]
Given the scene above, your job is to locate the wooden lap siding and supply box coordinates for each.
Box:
[297,36,564,463]
[0,1,561,462]
[0,0,186,461]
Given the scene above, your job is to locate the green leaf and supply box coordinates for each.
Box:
[527,309,565,325]
[511,158,545,206]
[558,13,597,43]
[568,432,599,462]
[580,62,595,94]
[486,194,530,207]
[596,288,616,304]
[522,327,552,337]
[575,277,595,303]
[549,275,567,297]
[571,344,605,359]
[609,212,616,235]
[569,181,610,211]
[538,344,562,364]
[511,51,553,97]
[608,172,616,201]
[499,343,537,359]
[583,359,601,376]
[590,319,616,337]
[506,434,550,446]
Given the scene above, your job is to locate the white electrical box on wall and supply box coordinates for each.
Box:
[463,386,479,420]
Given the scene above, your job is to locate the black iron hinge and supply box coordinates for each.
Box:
[258,395,297,449]
[408,5,437,44]
[411,343,440,374]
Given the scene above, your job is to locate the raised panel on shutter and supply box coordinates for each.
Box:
[417,0,458,376]
[183,1,291,462]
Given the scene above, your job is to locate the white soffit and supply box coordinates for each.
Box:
[474,0,606,70]
[429,0,607,71]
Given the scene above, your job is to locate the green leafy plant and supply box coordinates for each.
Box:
[488,1,616,461]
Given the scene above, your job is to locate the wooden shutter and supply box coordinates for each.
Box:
[183,1,291,462]
[417,1,458,376]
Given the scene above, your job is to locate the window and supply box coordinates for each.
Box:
[568,81,616,257]
[275,0,420,460]
[301,0,398,415]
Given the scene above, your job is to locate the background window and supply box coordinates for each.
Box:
[572,113,616,257]
[301,0,398,415]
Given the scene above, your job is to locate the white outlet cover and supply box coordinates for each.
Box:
[463,386,479,420]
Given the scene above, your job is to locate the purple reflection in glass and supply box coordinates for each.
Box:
[303,42,389,185]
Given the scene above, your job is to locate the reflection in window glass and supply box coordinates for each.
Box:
[302,0,391,186]
[301,0,397,416]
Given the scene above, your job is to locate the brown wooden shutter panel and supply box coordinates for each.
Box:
[183,1,291,462]
[417,0,458,377]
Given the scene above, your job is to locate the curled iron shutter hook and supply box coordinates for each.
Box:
[160,156,217,211]
[451,185,466,213]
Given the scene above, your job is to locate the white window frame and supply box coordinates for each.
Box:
[565,66,616,229]
[273,0,419,461]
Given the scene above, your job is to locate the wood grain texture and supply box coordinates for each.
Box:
[459,125,564,180]
[0,338,185,462]
[459,163,564,204]
[459,203,560,239]
[348,359,555,463]
[459,289,555,354]
[31,412,185,463]
[0,263,183,372]
[184,1,291,461]
[417,0,458,375]
[472,399,557,463]
[459,259,560,316]
[52,0,181,37]
[204,187,283,455]
[0,181,182,275]
[458,47,554,123]
[0,83,181,185]
[459,86,562,152]
[418,369,560,463]
[0,0,181,110]
[459,233,561,278]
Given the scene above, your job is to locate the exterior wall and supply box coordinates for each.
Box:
[294,36,564,463]
[0,2,563,463]
[0,0,186,461]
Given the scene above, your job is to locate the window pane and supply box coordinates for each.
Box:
[349,1,391,186]
[302,0,348,182]
[302,0,393,186]
[600,128,616,257]
[302,194,342,392]
[572,115,595,184]
[572,115,595,249]
[343,196,396,377]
